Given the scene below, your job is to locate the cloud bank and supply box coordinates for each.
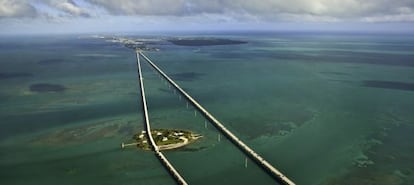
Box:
[0,0,413,22]
[0,0,36,18]
[49,0,91,17]
[1,0,414,34]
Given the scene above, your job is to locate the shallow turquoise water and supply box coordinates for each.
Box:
[0,32,413,185]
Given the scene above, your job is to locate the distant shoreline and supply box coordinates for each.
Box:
[168,38,247,46]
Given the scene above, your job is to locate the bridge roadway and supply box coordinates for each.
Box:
[136,52,188,185]
[139,51,296,185]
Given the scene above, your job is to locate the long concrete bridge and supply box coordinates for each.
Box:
[135,52,188,185]
[137,51,295,185]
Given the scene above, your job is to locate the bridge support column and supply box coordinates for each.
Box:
[139,51,296,185]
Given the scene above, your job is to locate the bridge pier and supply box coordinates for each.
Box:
[121,142,139,149]
[139,51,296,185]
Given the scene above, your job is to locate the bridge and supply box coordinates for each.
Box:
[135,51,188,185]
[133,50,295,185]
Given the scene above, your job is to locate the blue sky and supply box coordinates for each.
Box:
[1,0,414,34]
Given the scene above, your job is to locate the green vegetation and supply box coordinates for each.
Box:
[132,129,202,150]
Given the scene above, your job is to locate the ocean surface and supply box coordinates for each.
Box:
[0,32,413,185]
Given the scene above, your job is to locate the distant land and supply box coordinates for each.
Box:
[168,38,247,46]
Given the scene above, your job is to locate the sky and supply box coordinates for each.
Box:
[1,0,414,34]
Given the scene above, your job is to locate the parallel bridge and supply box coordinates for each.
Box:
[136,51,295,185]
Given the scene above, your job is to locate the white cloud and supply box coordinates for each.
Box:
[1,0,414,23]
[0,0,36,18]
[83,0,414,23]
[54,1,90,17]
[40,0,91,17]
[362,13,414,22]
[88,0,187,15]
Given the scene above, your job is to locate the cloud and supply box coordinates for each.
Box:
[362,13,414,22]
[1,0,414,23]
[87,0,188,16]
[0,0,36,18]
[83,0,414,22]
[0,0,91,19]
[39,0,91,17]
[52,0,91,17]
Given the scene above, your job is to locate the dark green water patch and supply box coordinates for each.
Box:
[30,83,66,93]
[0,72,33,80]
[117,122,136,136]
[328,79,355,84]
[177,146,209,152]
[362,81,414,92]
[170,72,205,82]
[1,147,119,169]
[168,38,247,46]
[322,124,414,185]
[158,87,191,94]
[158,88,171,93]
[319,71,350,76]
[37,58,65,65]
[234,108,315,139]
[208,51,260,60]
[31,118,137,146]
[321,50,414,67]
[0,101,137,139]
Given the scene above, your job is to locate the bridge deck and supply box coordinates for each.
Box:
[135,52,188,185]
[139,51,295,185]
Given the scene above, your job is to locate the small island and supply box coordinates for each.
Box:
[121,129,202,151]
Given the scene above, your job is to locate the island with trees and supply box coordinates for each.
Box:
[121,129,202,151]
